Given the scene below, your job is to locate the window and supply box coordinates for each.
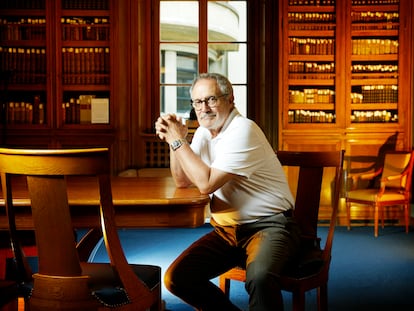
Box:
[159,0,247,119]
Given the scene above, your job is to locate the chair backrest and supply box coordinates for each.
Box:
[0,148,153,303]
[381,151,414,190]
[0,148,111,278]
[276,150,344,260]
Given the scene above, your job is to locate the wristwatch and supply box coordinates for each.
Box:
[170,138,187,151]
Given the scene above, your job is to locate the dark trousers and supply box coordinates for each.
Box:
[164,213,301,311]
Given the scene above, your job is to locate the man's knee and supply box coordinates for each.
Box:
[164,264,184,293]
[245,263,281,294]
[163,266,174,292]
[164,262,194,293]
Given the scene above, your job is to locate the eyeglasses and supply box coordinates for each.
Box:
[190,94,228,110]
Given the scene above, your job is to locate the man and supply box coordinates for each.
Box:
[155,73,300,311]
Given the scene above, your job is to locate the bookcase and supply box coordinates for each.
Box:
[0,0,114,149]
[347,0,402,127]
[278,0,412,223]
[279,0,411,151]
[284,1,337,125]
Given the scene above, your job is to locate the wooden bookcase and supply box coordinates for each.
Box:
[0,0,115,150]
[278,0,413,224]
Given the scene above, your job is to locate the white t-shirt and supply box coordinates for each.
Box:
[190,108,295,226]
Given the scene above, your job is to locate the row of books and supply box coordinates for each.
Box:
[351,110,398,123]
[360,85,398,103]
[289,73,335,80]
[62,0,109,10]
[288,63,398,77]
[288,24,335,31]
[290,24,397,33]
[62,17,109,26]
[289,62,335,73]
[289,90,397,105]
[0,0,45,10]
[288,13,335,23]
[352,0,399,4]
[0,23,109,42]
[3,96,110,125]
[63,74,109,85]
[287,11,398,29]
[289,0,399,5]
[352,39,398,55]
[351,24,398,31]
[350,93,364,104]
[289,89,335,104]
[352,64,397,73]
[0,19,46,41]
[5,96,45,125]
[62,47,110,75]
[0,47,46,84]
[288,109,399,124]
[351,11,399,23]
[62,95,109,124]
[349,89,398,104]
[289,0,335,5]
[289,38,335,55]
[62,18,110,41]
[0,0,108,10]
[288,110,336,123]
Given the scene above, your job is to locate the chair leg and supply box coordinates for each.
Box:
[292,291,305,311]
[317,284,328,311]
[346,201,351,230]
[219,277,231,298]
[149,299,163,311]
[404,204,410,234]
[374,204,379,237]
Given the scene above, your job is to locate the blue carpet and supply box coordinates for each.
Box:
[89,224,414,311]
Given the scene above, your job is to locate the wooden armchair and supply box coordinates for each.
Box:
[346,150,414,237]
[219,150,344,311]
[0,148,162,311]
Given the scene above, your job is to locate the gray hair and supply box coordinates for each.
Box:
[189,73,233,97]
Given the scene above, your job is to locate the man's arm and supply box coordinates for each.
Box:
[171,140,234,194]
[169,145,193,188]
[155,114,234,193]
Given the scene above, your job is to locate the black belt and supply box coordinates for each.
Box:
[282,209,293,217]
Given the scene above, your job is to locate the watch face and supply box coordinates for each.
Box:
[171,140,182,151]
[171,139,187,151]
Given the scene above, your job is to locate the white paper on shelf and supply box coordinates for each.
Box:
[91,98,109,124]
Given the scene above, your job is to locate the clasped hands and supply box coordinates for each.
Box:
[155,114,188,144]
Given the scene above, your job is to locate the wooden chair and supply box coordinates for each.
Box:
[0,148,162,311]
[346,150,414,237]
[219,150,345,311]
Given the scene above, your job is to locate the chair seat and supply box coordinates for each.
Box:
[82,262,161,291]
[84,262,161,307]
[347,189,406,203]
[286,247,324,279]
